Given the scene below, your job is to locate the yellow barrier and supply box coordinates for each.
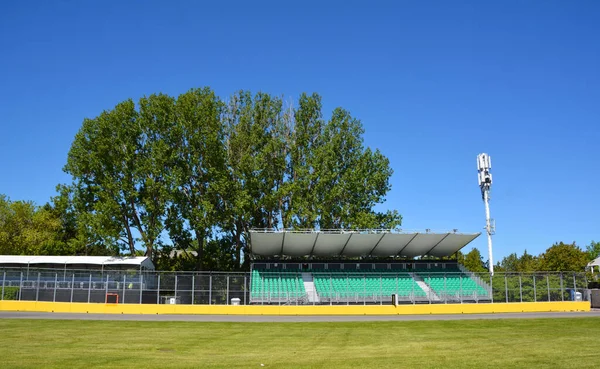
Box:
[0,300,590,315]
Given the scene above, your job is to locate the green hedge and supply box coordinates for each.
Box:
[1,287,19,300]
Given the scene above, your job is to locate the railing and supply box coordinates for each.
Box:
[0,267,588,305]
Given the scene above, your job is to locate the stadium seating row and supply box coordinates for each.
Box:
[250,268,489,302]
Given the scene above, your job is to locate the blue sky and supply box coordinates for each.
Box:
[1,1,599,262]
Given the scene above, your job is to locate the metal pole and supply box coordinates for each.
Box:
[87,274,92,303]
[1,271,5,300]
[139,274,143,304]
[191,274,195,305]
[379,274,383,306]
[504,274,508,303]
[533,274,537,302]
[546,274,550,302]
[122,275,126,304]
[573,273,577,295]
[483,189,494,275]
[227,275,230,305]
[35,272,41,302]
[174,275,178,303]
[459,274,463,304]
[243,275,247,306]
[490,274,493,303]
[209,274,212,305]
[519,275,522,302]
[70,274,74,303]
[156,274,161,304]
[53,273,58,302]
[104,275,109,303]
[560,273,564,302]
[19,272,23,301]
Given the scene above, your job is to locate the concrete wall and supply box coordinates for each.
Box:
[0,300,590,315]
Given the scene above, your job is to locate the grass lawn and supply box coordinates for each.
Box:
[0,318,597,368]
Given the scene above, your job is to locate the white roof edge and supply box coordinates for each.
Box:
[0,255,154,269]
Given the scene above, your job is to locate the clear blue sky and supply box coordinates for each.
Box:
[1,1,599,262]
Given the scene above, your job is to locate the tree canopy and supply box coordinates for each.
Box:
[62,88,401,269]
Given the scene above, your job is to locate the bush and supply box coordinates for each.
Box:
[1,286,19,300]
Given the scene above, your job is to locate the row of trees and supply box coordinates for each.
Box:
[458,241,599,273]
[11,88,401,270]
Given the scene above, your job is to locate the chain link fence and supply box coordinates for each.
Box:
[0,267,588,305]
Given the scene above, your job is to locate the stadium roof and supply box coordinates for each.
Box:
[0,255,154,269]
[249,229,480,258]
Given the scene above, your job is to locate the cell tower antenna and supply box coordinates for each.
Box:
[477,153,495,275]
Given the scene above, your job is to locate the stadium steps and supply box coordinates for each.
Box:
[301,273,319,303]
[409,272,441,302]
[457,264,493,295]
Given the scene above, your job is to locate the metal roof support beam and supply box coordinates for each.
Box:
[423,233,451,256]
[396,233,419,257]
[309,232,320,256]
[367,233,387,257]
[279,232,286,256]
[338,232,354,256]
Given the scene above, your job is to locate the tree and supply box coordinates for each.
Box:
[222,91,287,269]
[63,88,400,270]
[65,95,175,259]
[461,248,487,273]
[539,242,588,272]
[586,240,600,261]
[0,195,72,255]
[165,87,226,270]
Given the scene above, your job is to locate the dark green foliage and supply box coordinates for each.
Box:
[1,286,19,300]
[61,88,400,270]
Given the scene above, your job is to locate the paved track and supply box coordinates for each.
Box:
[1,311,599,322]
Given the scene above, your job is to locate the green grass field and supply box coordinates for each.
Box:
[0,318,597,368]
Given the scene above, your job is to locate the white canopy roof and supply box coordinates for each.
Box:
[587,257,600,268]
[249,230,480,258]
[0,255,154,269]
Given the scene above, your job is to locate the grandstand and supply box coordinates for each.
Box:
[249,229,491,304]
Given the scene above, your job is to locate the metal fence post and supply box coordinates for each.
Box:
[87,274,92,303]
[53,273,58,302]
[560,273,564,301]
[19,272,23,301]
[104,275,109,303]
[209,274,212,305]
[1,270,5,300]
[459,274,463,304]
[227,275,230,305]
[122,275,126,304]
[174,275,178,302]
[573,273,577,294]
[504,274,508,303]
[191,273,195,305]
[156,274,161,305]
[35,272,41,301]
[379,274,383,306]
[519,275,522,303]
[139,274,143,304]
[546,274,550,302]
[533,274,537,302]
[70,274,74,303]
[243,274,247,306]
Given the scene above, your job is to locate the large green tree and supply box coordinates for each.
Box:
[539,242,588,272]
[63,88,400,269]
[586,240,600,261]
[65,95,174,259]
[0,195,72,255]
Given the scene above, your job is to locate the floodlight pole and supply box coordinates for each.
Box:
[477,153,495,275]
